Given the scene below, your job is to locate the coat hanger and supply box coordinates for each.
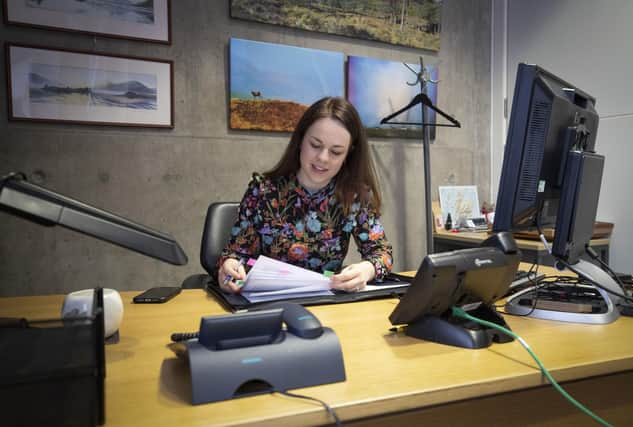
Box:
[380,92,461,127]
[380,60,461,128]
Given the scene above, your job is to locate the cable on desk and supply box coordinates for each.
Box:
[495,261,545,316]
[277,390,342,426]
[535,218,553,255]
[451,306,614,427]
[535,215,631,304]
[497,282,542,317]
[557,257,633,304]
[585,246,631,296]
[170,331,199,342]
[499,274,606,317]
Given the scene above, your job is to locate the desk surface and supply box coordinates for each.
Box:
[2,266,633,427]
[433,228,610,250]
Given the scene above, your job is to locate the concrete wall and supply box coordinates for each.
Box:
[0,1,492,297]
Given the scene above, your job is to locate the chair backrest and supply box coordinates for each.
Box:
[200,202,240,277]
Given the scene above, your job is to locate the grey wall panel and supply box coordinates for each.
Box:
[592,116,633,270]
[507,0,633,118]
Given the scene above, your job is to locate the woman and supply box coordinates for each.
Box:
[218,96,393,293]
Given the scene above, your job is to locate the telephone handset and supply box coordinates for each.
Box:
[170,303,323,350]
[254,301,323,339]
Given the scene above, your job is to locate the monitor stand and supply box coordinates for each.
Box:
[505,259,621,324]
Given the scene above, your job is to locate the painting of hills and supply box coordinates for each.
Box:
[28,63,157,110]
[231,0,442,51]
[25,0,156,24]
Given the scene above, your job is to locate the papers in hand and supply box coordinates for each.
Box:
[240,256,333,303]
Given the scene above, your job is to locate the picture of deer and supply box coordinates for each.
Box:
[229,38,344,132]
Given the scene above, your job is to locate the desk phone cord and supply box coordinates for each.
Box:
[170,332,199,342]
[452,306,613,427]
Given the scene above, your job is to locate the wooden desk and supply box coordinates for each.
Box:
[433,228,610,266]
[1,275,632,427]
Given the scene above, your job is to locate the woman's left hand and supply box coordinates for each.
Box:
[330,261,376,292]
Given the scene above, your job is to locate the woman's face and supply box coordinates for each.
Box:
[297,117,351,191]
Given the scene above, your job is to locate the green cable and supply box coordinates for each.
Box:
[451,306,613,427]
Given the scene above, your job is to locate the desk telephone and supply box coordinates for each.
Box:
[169,302,344,404]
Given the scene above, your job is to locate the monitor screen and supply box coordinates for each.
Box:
[493,63,599,232]
[0,173,188,265]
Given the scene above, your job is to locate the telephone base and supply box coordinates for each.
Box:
[185,327,345,404]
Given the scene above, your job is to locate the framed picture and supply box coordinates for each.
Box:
[231,0,442,51]
[438,185,484,226]
[3,0,171,44]
[229,38,344,132]
[347,55,438,139]
[6,43,174,128]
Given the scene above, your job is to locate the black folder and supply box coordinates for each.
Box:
[204,274,411,311]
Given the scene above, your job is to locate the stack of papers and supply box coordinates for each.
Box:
[240,256,333,303]
[239,255,409,303]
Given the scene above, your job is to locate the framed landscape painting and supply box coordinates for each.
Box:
[7,44,174,128]
[347,55,438,139]
[231,0,442,51]
[3,0,171,44]
[229,38,344,132]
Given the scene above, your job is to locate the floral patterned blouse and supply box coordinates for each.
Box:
[219,173,393,281]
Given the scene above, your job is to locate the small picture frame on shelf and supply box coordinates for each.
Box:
[438,185,484,229]
[3,0,171,44]
[6,43,174,128]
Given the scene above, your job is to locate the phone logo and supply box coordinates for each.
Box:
[474,258,493,267]
[241,357,263,365]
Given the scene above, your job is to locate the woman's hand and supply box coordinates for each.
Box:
[330,261,376,292]
[218,258,246,293]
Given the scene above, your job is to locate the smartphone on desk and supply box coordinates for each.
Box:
[133,286,181,303]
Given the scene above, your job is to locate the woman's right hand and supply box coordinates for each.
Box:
[218,258,247,293]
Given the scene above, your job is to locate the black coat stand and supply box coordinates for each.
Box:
[380,59,460,254]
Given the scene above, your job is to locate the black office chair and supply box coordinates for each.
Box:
[181,202,239,289]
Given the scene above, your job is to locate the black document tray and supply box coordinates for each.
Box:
[0,289,105,426]
[205,274,410,311]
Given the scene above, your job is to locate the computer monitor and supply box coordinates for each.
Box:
[389,232,521,349]
[494,64,621,323]
[0,172,188,265]
[493,63,599,232]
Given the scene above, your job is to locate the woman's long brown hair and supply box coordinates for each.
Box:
[265,97,382,215]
